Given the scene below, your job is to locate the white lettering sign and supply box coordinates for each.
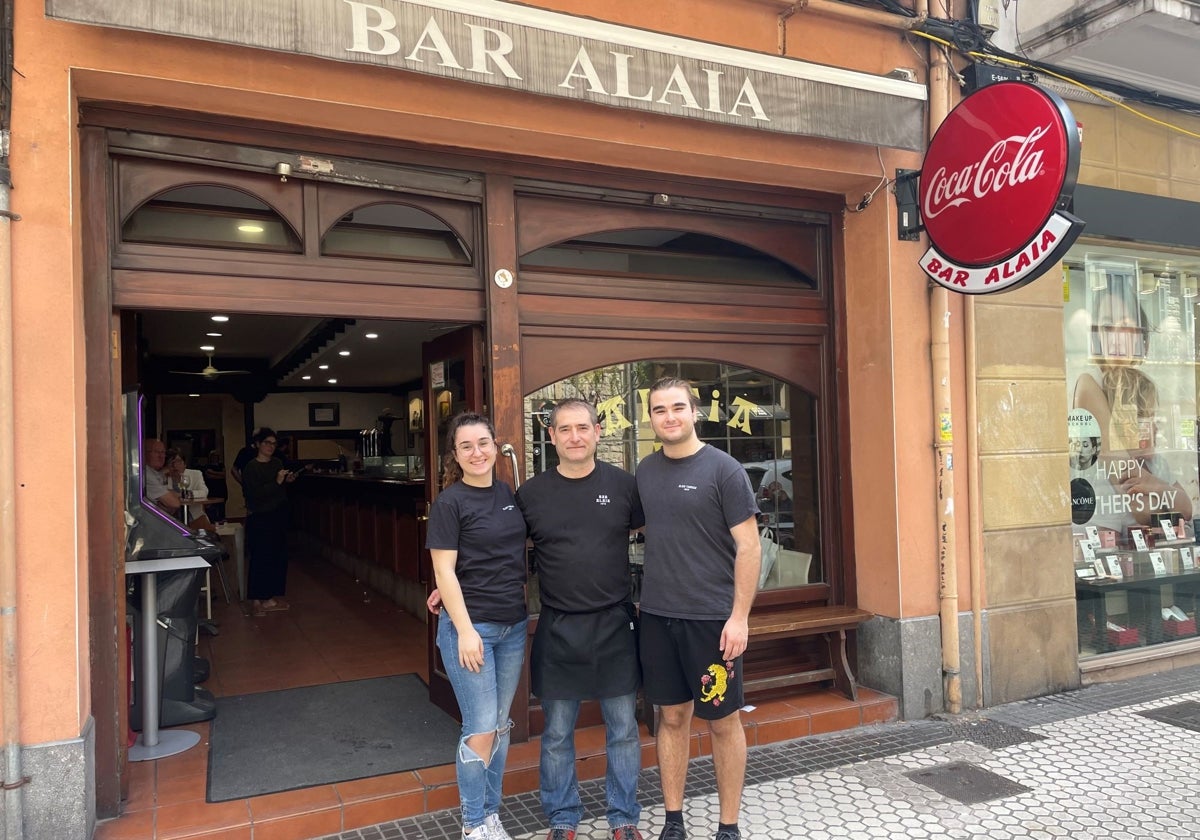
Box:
[45,0,926,149]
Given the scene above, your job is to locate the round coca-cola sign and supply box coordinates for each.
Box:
[919,81,1084,294]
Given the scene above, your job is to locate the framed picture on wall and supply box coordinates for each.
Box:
[408,394,424,432]
[308,402,340,427]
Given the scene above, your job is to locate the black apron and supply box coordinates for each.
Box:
[531,602,640,700]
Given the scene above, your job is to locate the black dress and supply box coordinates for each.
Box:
[242,458,290,601]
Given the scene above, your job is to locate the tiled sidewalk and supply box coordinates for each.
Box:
[323,664,1200,840]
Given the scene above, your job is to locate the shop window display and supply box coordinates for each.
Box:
[1064,245,1200,656]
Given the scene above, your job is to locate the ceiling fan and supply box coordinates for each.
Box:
[169,353,253,381]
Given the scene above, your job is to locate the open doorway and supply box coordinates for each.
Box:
[124,306,477,796]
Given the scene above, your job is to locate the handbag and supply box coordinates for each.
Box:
[758,526,780,589]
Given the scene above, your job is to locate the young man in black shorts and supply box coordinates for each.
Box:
[637,378,761,840]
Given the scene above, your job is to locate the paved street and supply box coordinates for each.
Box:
[322,665,1200,840]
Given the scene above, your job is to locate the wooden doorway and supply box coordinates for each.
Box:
[421,325,487,721]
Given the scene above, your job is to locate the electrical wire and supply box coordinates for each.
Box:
[909,28,1200,141]
[845,146,891,214]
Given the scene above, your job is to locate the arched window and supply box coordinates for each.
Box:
[121,185,302,253]
[520,229,815,287]
[321,202,471,264]
[526,360,821,599]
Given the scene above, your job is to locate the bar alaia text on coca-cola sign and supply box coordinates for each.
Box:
[917,81,1085,294]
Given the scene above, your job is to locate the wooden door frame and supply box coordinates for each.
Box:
[421,325,487,721]
[83,109,857,795]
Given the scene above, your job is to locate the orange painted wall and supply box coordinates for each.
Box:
[10,1,949,745]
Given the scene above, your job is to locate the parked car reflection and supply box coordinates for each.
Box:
[744,459,794,548]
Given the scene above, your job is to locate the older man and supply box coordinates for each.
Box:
[142,438,181,515]
[518,399,644,840]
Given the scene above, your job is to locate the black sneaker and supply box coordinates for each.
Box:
[658,824,687,840]
[713,830,740,840]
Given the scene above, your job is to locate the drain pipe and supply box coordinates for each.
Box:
[965,298,985,707]
[0,1,25,833]
[923,0,962,715]
[0,150,25,839]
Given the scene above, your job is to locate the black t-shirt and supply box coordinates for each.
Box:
[517,461,644,613]
[232,445,257,473]
[241,457,288,514]
[636,445,759,620]
[425,480,528,624]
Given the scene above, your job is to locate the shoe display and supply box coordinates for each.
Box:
[613,827,645,840]
[487,813,514,840]
[547,828,577,840]
[658,823,687,840]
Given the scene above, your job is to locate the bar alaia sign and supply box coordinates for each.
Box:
[46,0,926,151]
[918,81,1084,294]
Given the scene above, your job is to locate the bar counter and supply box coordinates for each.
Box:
[290,473,429,617]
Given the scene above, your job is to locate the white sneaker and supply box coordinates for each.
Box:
[487,813,514,840]
[463,823,491,840]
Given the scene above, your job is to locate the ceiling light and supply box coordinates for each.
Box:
[318,364,329,370]
[338,350,351,356]
[365,333,379,339]
[206,332,222,337]
[328,378,338,384]
[301,375,312,380]
[200,345,215,351]
[188,393,200,397]
[237,223,265,233]
[211,315,229,322]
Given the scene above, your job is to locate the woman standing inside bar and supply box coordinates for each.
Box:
[242,427,298,616]
[426,412,528,840]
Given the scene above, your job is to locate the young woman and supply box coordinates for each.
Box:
[425,412,528,840]
[241,427,298,616]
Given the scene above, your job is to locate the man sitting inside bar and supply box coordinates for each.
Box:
[143,438,182,516]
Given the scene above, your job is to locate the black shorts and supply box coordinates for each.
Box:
[639,612,743,720]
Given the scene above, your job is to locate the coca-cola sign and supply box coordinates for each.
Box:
[919,81,1084,294]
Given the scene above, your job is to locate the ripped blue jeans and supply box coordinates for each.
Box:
[436,616,529,831]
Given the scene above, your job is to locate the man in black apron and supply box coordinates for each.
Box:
[517,398,645,840]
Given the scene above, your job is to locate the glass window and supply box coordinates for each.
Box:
[526,360,821,603]
[520,229,815,287]
[122,186,301,253]
[321,203,471,264]
[1063,243,1200,657]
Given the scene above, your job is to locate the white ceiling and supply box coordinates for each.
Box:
[1017,2,1200,106]
[138,310,465,390]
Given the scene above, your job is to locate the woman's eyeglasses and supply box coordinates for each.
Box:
[455,440,495,455]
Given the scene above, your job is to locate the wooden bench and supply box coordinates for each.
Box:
[746,605,873,701]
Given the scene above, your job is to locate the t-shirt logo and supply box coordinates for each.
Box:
[596,494,611,506]
[501,504,516,511]
[677,483,698,492]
